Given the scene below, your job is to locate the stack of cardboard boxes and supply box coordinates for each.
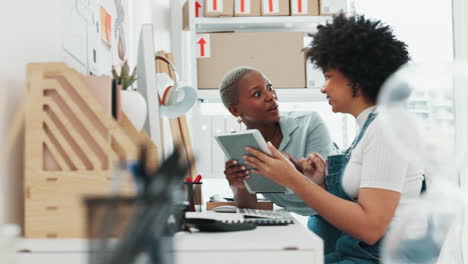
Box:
[197,31,307,89]
[191,0,345,89]
[198,0,347,17]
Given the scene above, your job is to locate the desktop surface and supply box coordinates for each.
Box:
[16,216,323,264]
[16,178,322,264]
[175,220,321,251]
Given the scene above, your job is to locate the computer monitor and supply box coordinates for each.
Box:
[137,24,164,162]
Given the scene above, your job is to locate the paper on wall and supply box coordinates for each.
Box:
[63,7,88,67]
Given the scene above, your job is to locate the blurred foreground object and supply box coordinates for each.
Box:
[378,62,468,183]
[378,62,468,263]
[86,145,190,264]
[382,185,467,264]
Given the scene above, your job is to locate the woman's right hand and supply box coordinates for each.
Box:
[224,160,250,190]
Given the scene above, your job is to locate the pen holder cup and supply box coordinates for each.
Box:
[85,195,179,264]
[184,182,202,212]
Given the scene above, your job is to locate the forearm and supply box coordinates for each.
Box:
[231,186,257,208]
[317,182,327,190]
[289,176,387,245]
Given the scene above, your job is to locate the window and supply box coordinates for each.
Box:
[355,0,459,183]
[354,0,454,64]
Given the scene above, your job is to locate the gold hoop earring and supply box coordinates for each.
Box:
[236,116,243,124]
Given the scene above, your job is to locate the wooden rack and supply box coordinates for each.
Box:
[24,63,157,238]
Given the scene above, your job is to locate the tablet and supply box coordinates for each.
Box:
[214,129,292,194]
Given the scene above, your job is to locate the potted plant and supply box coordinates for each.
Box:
[112,61,147,131]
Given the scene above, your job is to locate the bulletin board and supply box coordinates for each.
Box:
[64,0,129,75]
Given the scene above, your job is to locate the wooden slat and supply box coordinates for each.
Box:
[166,53,177,80]
[26,66,48,172]
[42,134,72,171]
[179,115,198,178]
[39,62,137,160]
[44,98,103,169]
[43,115,86,170]
[42,113,87,170]
[41,79,119,162]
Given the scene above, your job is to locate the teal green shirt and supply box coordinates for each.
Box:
[262,112,335,216]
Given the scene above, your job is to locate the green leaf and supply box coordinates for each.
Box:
[121,61,129,79]
[111,67,120,83]
[122,79,127,90]
[110,60,138,90]
[130,66,138,79]
[127,77,136,88]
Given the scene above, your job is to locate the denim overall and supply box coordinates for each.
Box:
[308,113,381,264]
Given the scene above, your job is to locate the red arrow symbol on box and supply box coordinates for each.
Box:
[195,1,201,17]
[298,0,302,13]
[198,38,207,57]
[240,0,245,12]
[213,0,217,11]
[268,0,273,12]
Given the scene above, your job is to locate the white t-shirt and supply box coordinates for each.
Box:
[341,106,424,228]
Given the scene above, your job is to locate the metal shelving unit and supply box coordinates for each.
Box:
[194,16,331,32]
[197,88,325,103]
[170,0,333,100]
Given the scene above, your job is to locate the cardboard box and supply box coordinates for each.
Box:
[205,0,234,17]
[206,201,274,210]
[261,0,290,16]
[319,0,347,15]
[183,1,205,29]
[234,0,261,17]
[197,32,306,89]
[290,0,319,16]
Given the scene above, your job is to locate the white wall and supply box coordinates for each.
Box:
[0,0,69,226]
[127,0,171,69]
[0,83,7,223]
[453,0,468,189]
[355,0,453,64]
[463,0,468,61]
[153,0,172,52]
[454,0,468,259]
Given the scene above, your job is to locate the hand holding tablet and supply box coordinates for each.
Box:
[215,129,292,194]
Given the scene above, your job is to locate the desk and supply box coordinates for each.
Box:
[16,219,323,264]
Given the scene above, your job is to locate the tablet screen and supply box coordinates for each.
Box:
[215,129,292,194]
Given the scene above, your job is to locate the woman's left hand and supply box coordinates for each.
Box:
[302,153,327,188]
[244,142,301,188]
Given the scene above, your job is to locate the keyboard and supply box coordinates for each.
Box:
[237,208,294,225]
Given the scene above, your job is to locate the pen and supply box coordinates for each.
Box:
[194,174,202,183]
[185,176,193,182]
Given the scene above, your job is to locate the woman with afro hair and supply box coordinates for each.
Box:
[243,13,424,263]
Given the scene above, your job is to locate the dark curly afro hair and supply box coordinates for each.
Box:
[307,13,410,103]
